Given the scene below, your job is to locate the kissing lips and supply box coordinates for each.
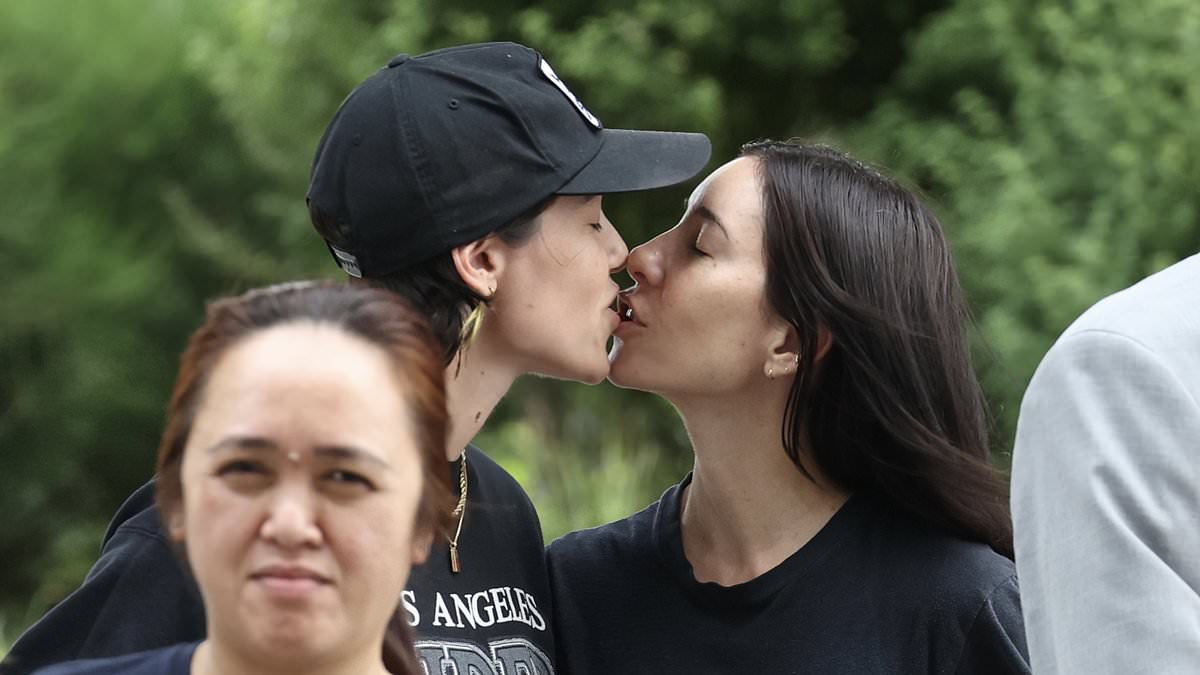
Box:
[616,294,644,327]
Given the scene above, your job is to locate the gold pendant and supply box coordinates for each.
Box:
[450,543,461,573]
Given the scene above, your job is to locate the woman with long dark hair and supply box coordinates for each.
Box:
[548,141,1029,673]
[36,282,453,675]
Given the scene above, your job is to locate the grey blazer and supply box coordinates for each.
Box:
[1012,253,1200,674]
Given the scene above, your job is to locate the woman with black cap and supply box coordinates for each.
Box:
[4,42,710,675]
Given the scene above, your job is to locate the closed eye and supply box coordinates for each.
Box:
[588,222,603,232]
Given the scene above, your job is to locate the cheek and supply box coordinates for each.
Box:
[547,252,607,313]
[663,275,754,347]
[182,480,261,584]
[501,252,610,351]
[615,275,765,381]
[330,493,420,584]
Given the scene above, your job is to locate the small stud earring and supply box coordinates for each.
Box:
[767,368,775,380]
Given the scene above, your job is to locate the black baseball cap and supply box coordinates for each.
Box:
[307,41,712,277]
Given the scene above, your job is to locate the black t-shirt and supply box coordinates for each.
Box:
[404,447,556,675]
[2,446,556,675]
[547,476,1030,675]
[30,643,196,675]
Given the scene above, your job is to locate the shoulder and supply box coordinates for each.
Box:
[1022,256,1200,418]
[861,507,1027,667]
[101,481,159,544]
[88,492,184,581]
[463,445,542,526]
[951,574,1030,674]
[33,643,198,675]
[465,445,532,505]
[1057,253,1200,350]
[866,501,1018,611]
[924,540,1019,614]
[4,485,204,675]
[547,494,662,575]
[1016,258,1200,457]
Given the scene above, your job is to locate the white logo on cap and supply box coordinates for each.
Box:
[539,58,602,129]
[330,245,363,278]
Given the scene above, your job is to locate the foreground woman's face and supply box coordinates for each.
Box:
[174,322,426,667]
[609,157,778,398]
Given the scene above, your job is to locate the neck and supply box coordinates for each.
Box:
[192,638,388,675]
[442,330,521,461]
[672,386,850,586]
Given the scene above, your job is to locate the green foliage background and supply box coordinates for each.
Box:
[1,0,1197,649]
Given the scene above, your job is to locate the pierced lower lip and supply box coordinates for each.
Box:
[615,297,633,323]
[614,314,642,333]
[616,300,642,326]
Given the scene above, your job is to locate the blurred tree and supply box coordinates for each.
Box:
[23,0,1166,644]
[0,0,323,627]
[848,0,1200,449]
[171,0,949,550]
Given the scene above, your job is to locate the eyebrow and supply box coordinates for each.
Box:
[694,204,730,241]
[206,436,390,469]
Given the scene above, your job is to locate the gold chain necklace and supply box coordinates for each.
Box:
[448,452,468,573]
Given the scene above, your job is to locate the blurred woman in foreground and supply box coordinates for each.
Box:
[549,141,1031,673]
[38,282,452,675]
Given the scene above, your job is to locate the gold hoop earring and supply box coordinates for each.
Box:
[461,281,497,346]
[461,303,486,347]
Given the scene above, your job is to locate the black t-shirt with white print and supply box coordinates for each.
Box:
[547,474,1030,675]
[2,446,556,675]
[403,446,556,674]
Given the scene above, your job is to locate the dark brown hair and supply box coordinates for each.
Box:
[153,281,453,674]
[310,199,549,365]
[741,140,1014,558]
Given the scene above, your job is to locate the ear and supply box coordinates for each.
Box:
[450,236,505,299]
[762,320,802,380]
[813,324,835,363]
[762,323,836,379]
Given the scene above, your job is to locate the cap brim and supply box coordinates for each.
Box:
[556,129,712,195]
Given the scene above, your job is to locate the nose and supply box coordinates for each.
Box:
[625,236,664,288]
[259,482,323,550]
[605,217,630,273]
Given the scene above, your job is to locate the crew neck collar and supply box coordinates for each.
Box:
[652,473,869,610]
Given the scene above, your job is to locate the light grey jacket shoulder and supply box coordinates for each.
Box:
[1012,253,1200,675]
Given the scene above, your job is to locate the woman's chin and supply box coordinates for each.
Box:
[535,353,610,385]
[254,631,340,669]
[577,357,610,385]
[241,612,340,658]
[605,353,656,392]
